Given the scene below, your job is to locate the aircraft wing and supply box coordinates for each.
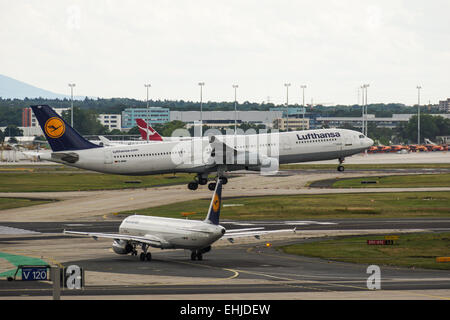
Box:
[63,230,167,248]
[223,227,296,243]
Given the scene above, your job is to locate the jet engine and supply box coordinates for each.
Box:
[245,156,279,173]
[112,240,134,255]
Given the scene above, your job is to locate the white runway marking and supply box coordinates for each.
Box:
[0,226,39,235]
[225,221,337,226]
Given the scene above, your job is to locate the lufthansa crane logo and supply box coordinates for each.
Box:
[44,117,65,139]
[212,194,220,212]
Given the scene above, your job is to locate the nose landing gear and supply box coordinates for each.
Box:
[337,157,345,172]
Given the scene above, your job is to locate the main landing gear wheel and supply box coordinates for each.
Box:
[208,182,216,191]
[139,244,151,262]
[190,250,203,261]
[139,252,152,261]
[188,182,199,190]
[208,176,228,191]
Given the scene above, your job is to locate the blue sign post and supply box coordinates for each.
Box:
[21,266,49,281]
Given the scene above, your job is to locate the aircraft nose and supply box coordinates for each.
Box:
[367,138,374,146]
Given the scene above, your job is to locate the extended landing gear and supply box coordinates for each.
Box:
[187,174,228,191]
[138,244,152,262]
[337,157,345,172]
[187,173,209,190]
[190,246,211,261]
[188,181,199,190]
[190,250,203,261]
[207,176,228,191]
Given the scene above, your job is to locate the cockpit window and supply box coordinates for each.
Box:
[359,135,365,139]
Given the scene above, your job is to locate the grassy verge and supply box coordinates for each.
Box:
[280,163,450,170]
[118,191,450,220]
[0,197,54,210]
[332,173,450,188]
[279,232,450,270]
[0,172,193,192]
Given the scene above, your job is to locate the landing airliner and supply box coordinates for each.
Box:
[32,105,373,190]
[65,179,294,261]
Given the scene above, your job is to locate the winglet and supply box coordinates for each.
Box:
[204,179,223,225]
[135,118,163,141]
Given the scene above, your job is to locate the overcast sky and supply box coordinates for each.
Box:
[1,0,449,106]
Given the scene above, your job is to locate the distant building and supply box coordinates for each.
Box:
[22,107,70,128]
[170,110,283,128]
[22,107,32,127]
[273,118,309,131]
[121,107,170,129]
[269,107,306,118]
[97,114,122,131]
[316,113,450,130]
[439,98,450,113]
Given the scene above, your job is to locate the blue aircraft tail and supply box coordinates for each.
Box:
[31,105,101,152]
[204,179,223,225]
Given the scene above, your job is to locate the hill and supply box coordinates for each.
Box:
[0,74,81,100]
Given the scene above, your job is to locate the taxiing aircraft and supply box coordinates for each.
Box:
[31,105,373,190]
[64,179,294,261]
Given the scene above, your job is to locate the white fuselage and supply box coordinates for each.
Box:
[119,215,225,250]
[42,129,373,175]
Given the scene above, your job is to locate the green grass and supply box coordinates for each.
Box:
[118,191,450,220]
[332,173,450,188]
[280,163,450,170]
[0,197,54,210]
[279,232,450,270]
[0,172,193,192]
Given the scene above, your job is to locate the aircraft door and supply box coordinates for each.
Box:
[104,149,113,164]
[343,133,353,150]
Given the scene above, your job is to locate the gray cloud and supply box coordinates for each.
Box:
[1,0,448,105]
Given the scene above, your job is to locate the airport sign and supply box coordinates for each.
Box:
[384,235,399,240]
[367,240,394,245]
[21,266,49,281]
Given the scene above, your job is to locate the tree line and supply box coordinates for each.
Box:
[0,97,448,144]
[0,97,444,127]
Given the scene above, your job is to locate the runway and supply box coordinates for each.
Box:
[1,218,449,299]
[0,159,449,299]
[1,168,449,222]
[1,217,450,234]
[1,239,450,299]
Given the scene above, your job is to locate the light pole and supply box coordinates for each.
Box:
[300,85,307,129]
[284,83,291,131]
[364,84,369,136]
[68,83,76,128]
[360,85,365,134]
[232,84,239,135]
[198,82,205,136]
[361,84,369,136]
[144,84,151,143]
[417,85,422,145]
